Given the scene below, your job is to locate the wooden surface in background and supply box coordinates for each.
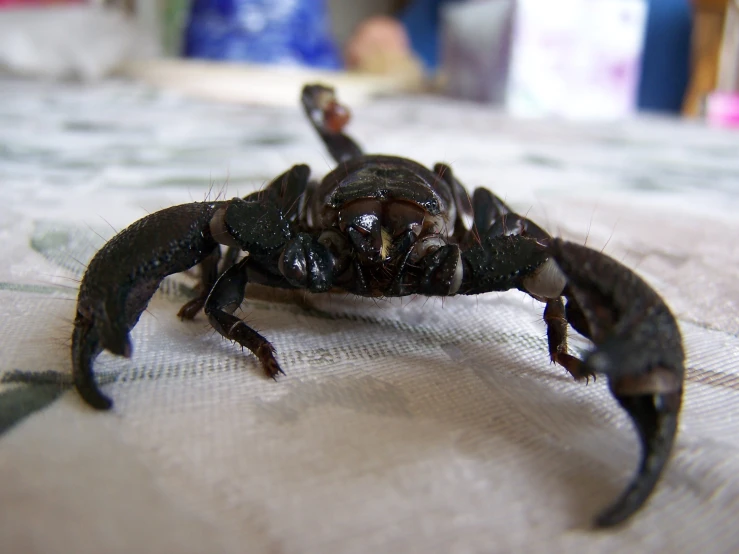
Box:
[684,0,730,115]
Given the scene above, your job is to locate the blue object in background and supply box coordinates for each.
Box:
[184,0,342,70]
[637,0,692,112]
[400,0,459,72]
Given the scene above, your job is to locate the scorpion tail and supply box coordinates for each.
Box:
[547,239,684,528]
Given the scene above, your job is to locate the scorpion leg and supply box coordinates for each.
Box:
[471,187,550,241]
[177,246,222,320]
[468,188,587,378]
[72,202,223,410]
[547,239,684,527]
[178,165,304,319]
[543,296,595,382]
[301,84,363,163]
[204,258,283,379]
[244,164,311,223]
[433,163,474,238]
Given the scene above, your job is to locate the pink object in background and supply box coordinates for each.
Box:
[706,92,739,128]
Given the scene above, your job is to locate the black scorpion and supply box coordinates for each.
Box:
[72,84,684,528]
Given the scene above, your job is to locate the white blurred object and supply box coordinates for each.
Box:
[0,5,159,81]
[441,0,647,120]
[508,0,647,119]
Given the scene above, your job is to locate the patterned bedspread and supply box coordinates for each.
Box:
[1,77,738,553]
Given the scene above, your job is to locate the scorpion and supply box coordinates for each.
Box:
[72,84,684,528]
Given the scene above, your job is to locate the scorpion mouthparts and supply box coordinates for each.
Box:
[594,390,681,528]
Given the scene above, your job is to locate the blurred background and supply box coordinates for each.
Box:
[0,0,737,124]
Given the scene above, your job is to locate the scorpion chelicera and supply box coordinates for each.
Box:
[72,84,684,528]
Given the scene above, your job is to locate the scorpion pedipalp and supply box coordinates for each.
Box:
[547,239,684,527]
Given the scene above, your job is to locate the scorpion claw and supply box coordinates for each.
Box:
[595,388,680,527]
[72,320,114,411]
[71,202,224,410]
[547,239,685,527]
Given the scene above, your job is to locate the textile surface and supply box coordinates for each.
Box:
[1,78,738,553]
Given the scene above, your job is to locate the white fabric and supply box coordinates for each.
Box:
[1,78,738,553]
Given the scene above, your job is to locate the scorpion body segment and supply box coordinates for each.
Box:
[72,84,685,527]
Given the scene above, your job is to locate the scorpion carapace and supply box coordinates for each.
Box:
[71,83,685,528]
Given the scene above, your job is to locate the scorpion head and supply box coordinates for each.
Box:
[336,198,441,266]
